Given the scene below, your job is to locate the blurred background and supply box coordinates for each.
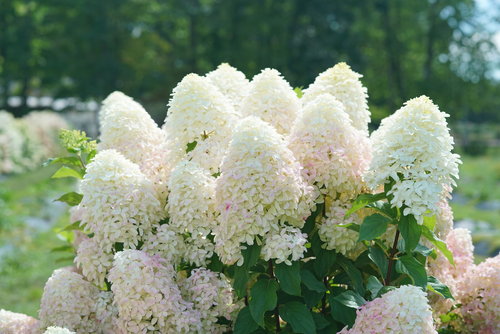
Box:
[0,0,499,317]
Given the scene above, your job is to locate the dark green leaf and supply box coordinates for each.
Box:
[233,243,263,297]
[280,302,316,334]
[421,225,454,264]
[399,255,427,288]
[249,278,278,327]
[376,285,397,297]
[234,306,259,334]
[329,295,356,327]
[54,192,83,206]
[186,141,198,153]
[51,166,83,179]
[275,262,301,296]
[314,248,337,277]
[368,245,388,277]
[358,214,390,241]
[311,313,330,330]
[338,258,365,295]
[427,276,454,300]
[337,222,360,232]
[302,286,324,308]
[50,245,74,253]
[345,192,385,218]
[332,290,366,309]
[366,275,383,298]
[300,269,326,293]
[414,243,434,257]
[399,214,422,252]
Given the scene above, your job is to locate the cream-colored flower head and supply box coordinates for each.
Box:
[206,63,250,113]
[79,149,164,251]
[0,309,39,334]
[163,73,238,173]
[43,327,75,334]
[99,91,170,198]
[21,111,69,158]
[240,68,300,135]
[367,96,461,224]
[288,93,371,201]
[302,62,370,134]
[214,116,311,265]
[0,111,25,173]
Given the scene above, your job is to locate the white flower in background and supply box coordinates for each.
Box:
[109,250,201,334]
[240,68,300,135]
[0,111,26,173]
[21,111,69,158]
[261,226,308,265]
[99,91,170,198]
[79,149,164,251]
[302,62,370,134]
[43,327,76,334]
[206,63,250,113]
[288,94,371,201]
[367,96,461,224]
[339,285,437,334]
[142,223,186,266]
[163,73,238,173]
[214,116,311,265]
[39,269,100,333]
[74,237,113,288]
[180,268,239,333]
[0,309,39,334]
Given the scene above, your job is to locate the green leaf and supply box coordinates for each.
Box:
[358,214,390,241]
[345,192,385,218]
[233,243,263,297]
[422,215,437,231]
[337,222,360,232]
[294,87,304,98]
[376,285,397,297]
[368,245,388,277]
[50,245,74,253]
[57,221,83,233]
[44,156,83,168]
[313,248,337,277]
[300,269,326,293]
[51,166,83,179]
[280,302,316,334]
[275,261,301,296]
[54,192,83,206]
[233,306,259,334]
[366,275,383,298]
[332,290,366,309]
[414,243,434,257]
[311,313,330,330]
[186,140,198,153]
[329,295,356,327]
[421,225,454,264]
[249,278,278,327]
[399,255,428,288]
[338,258,365,295]
[427,276,454,300]
[399,214,422,252]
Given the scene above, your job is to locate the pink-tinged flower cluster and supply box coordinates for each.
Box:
[288,94,371,201]
[74,237,113,288]
[367,96,461,224]
[108,250,201,333]
[179,268,240,333]
[99,91,170,199]
[214,116,312,265]
[163,73,238,173]
[302,62,370,134]
[339,285,437,334]
[39,269,100,333]
[261,225,308,265]
[240,68,300,135]
[206,63,250,113]
[0,309,39,334]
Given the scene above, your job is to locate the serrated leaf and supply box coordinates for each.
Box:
[233,243,263,297]
[300,269,326,293]
[275,261,301,296]
[249,278,278,327]
[366,275,383,298]
[51,166,83,179]
[427,276,454,300]
[399,214,421,252]
[329,295,356,327]
[55,192,83,206]
[358,214,390,241]
[233,307,259,334]
[421,225,454,264]
[280,302,316,334]
[332,290,366,309]
[345,192,385,218]
[399,255,427,288]
[368,245,388,277]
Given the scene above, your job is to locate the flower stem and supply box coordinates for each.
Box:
[268,260,280,332]
[385,229,400,285]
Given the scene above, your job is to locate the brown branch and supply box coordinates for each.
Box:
[385,229,400,285]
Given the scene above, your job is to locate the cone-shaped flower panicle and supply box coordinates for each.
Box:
[367,96,461,224]
[163,73,238,173]
[302,62,370,134]
[142,223,187,267]
[261,226,308,265]
[99,91,170,197]
[288,94,371,200]
[206,63,250,113]
[21,111,69,158]
[108,250,201,333]
[39,269,100,334]
[0,309,39,334]
[214,116,311,265]
[339,285,437,334]
[74,236,113,288]
[79,149,164,252]
[0,111,26,173]
[240,68,300,135]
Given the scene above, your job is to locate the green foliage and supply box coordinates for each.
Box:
[249,278,279,327]
[279,302,316,334]
[358,214,391,241]
[399,214,421,252]
[275,262,301,296]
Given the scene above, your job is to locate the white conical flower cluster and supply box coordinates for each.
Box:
[240,68,300,135]
[302,62,370,134]
[163,73,238,173]
[367,96,461,223]
[214,116,311,265]
[261,226,308,265]
[99,91,170,198]
[206,63,250,113]
[288,94,371,201]
[0,309,39,334]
